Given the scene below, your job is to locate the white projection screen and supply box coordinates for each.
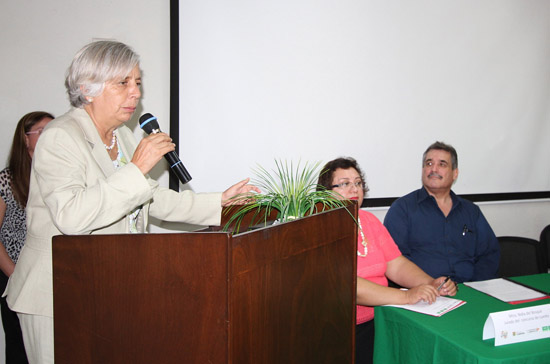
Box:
[177,1,550,198]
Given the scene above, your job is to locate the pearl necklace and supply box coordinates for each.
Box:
[104,129,117,151]
[357,217,368,257]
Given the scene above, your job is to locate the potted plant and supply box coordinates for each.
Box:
[223,160,354,232]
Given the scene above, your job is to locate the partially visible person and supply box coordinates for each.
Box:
[318,157,456,364]
[384,141,500,283]
[0,111,53,364]
[4,40,258,364]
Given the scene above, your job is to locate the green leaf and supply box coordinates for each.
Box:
[223,159,356,233]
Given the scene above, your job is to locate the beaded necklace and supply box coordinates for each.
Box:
[104,129,117,151]
[357,217,368,257]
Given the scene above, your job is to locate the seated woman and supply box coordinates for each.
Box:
[318,157,457,364]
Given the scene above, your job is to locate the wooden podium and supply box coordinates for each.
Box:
[52,206,357,363]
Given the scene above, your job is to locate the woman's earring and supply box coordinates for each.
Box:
[86,97,94,103]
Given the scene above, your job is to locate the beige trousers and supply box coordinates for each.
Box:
[17,313,54,364]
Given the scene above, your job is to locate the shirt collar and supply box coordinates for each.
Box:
[418,186,461,209]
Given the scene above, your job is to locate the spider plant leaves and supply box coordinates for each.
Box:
[223,160,351,233]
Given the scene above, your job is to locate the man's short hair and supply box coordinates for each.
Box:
[423,141,458,169]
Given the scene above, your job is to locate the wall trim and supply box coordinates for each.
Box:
[363,191,550,208]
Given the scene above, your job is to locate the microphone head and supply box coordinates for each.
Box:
[139,113,160,134]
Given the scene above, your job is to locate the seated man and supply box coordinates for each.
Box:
[383,141,500,283]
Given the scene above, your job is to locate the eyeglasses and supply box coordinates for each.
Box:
[331,181,363,190]
[25,129,44,136]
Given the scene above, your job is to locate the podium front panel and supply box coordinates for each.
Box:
[53,233,230,364]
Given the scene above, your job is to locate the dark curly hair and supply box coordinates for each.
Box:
[317,157,368,194]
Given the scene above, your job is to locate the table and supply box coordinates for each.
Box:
[374,273,550,364]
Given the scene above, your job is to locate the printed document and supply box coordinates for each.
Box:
[385,296,466,317]
[464,278,548,303]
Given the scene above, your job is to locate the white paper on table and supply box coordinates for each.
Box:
[464,278,547,303]
[385,296,466,317]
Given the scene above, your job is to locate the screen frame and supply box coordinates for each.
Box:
[169,0,550,206]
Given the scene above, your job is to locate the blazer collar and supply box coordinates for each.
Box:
[70,108,117,178]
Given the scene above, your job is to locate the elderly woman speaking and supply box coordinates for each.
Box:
[5,40,258,363]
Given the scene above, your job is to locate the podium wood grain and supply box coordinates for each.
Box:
[53,206,357,363]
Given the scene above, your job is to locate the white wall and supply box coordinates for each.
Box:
[0,1,172,361]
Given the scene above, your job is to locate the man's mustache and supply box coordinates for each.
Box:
[428,172,443,179]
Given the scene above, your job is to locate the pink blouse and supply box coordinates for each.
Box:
[356,209,402,324]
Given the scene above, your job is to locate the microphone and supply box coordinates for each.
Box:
[139,113,192,184]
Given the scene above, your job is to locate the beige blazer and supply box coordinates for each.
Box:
[5,108,222,317]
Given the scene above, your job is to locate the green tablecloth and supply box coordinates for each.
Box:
[374,274,550,364]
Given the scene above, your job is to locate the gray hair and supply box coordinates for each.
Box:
[65,40,140,108]
[422,141,458,170]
